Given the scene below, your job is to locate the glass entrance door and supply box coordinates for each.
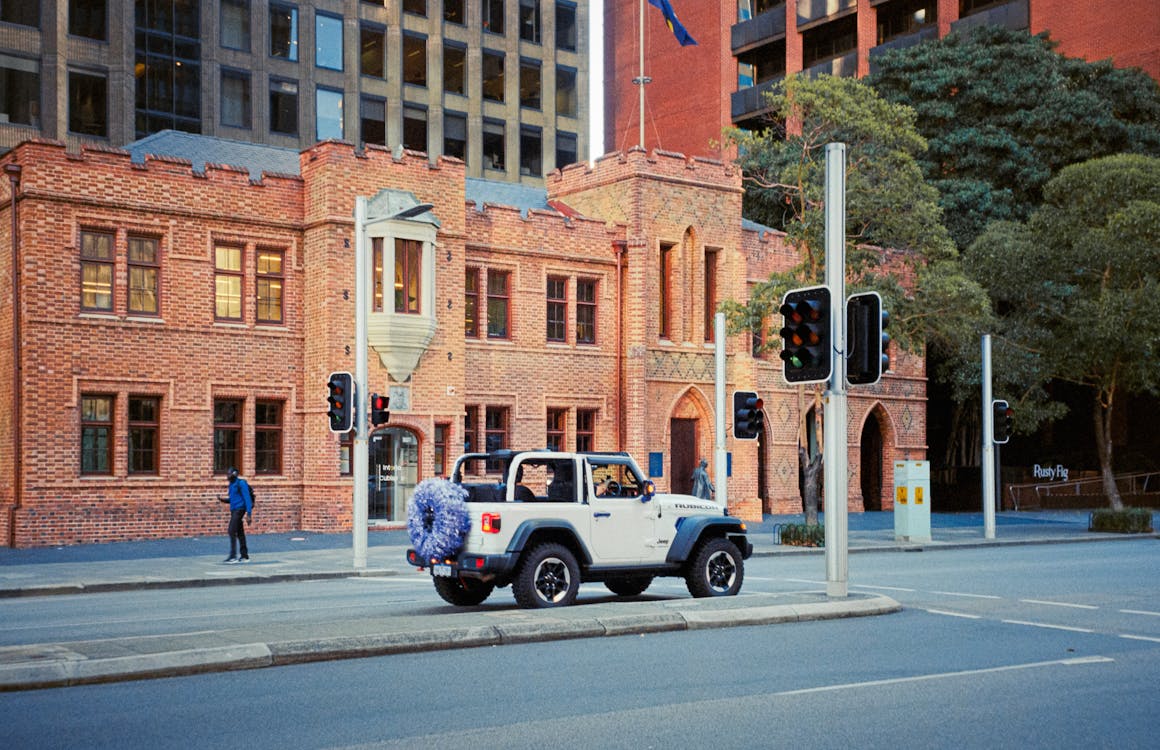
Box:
[369,428,419,522]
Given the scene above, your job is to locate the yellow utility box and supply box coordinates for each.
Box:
[893,460,931,542]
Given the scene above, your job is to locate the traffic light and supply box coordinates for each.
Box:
[992,400,1014,444]
[846,291,891,386]
[326,371,354,433]
[370,393,390,426]
[779,286,832,384]
[733,390,764,440]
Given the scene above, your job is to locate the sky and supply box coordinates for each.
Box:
[588,0,605,158]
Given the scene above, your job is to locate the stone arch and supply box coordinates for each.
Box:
[856,402,898,512]
[666,385,714,495]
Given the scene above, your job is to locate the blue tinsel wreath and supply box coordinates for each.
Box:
[407,478,472,560]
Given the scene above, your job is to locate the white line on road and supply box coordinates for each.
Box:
[1120,609,1160,617]
[1020,599,1098,610]
[922,609,982,619]
[1002,619,1095,633]
[1119,634,1160,644]
[851,584,916,592]
[769,656,1114,697]
[930,591,1003,600]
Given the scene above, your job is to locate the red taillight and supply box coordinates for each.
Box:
[481,513,502,533]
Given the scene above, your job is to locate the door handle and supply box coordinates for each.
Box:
[594,512,611,518]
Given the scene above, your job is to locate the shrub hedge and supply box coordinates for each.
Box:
[1089,508,1154,533]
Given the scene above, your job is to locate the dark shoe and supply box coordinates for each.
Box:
[225,557,239,564]
[239,557,250,563]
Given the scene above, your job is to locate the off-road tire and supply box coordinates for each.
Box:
[433,575,495,606]
[685,537,744,598]
[604,575,653,597]
[512,543,580,608]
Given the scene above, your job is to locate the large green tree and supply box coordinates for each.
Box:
[968,155,1160,509]
[869,26,1160,252]
[723,74,989,521]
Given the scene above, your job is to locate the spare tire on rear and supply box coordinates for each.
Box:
[407,478,471,560]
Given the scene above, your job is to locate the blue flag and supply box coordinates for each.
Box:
[648,0,697,47]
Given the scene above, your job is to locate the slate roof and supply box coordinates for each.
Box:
[126,130,301,180]
[465,177,552,217]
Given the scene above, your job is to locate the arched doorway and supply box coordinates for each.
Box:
[669,387,712,495]
[369,427,420,522]
[860,415,884,511]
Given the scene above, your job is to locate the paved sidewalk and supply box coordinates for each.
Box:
[0,510,1153,691]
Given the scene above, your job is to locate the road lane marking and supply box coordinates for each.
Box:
[1120,634,1160,643]
[768,656,1114,697]
[1020,599,1098,610]
[931,591,1002,599]
[1120,609,1160,617]
[1002,619,1094,633]
[851,584,916,592]
[923,609,981,619]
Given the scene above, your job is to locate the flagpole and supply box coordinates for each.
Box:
[632,0,650,148]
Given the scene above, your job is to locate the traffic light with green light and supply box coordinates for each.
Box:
[779,286,832,384]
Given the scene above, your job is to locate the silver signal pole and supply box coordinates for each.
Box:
[714,312,728,508]
[823,143,849,598]
[353,197,370,568]
[981,334,996,539]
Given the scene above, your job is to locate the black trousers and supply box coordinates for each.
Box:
[228,509,248,558]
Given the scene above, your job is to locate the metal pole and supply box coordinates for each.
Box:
[823,143,848,598]
[981,334,996,539]
[637,0,646,148]
[714,312,728,508]
[353,198,370,568]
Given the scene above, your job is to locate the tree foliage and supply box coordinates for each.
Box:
[967,155,1160,508]
[723,73,989,363]
[869,26,1160,251]
[722,74,990,518]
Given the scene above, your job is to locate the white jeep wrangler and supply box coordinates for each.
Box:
[406,450,752,608]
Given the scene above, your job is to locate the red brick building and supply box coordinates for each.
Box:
[0,135,924,547]
[606,0,1160,158]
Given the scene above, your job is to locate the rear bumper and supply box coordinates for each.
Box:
[406,548,518,581]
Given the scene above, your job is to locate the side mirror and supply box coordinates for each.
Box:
[641,480,656,503]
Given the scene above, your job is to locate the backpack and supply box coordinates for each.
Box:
[245,482,256,510]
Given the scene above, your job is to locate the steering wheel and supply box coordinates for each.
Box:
[605,480,622,496]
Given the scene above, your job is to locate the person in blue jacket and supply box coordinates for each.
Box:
[219,467,253,563]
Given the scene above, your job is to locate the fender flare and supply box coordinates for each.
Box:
[666,516,748,564]
[506,519,593,566]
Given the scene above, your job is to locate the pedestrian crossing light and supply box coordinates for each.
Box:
[733,390,764,440]
[992,400,1014,445]
[326,371,354,433]
[779,286,832,384]
[846,291,890,386]
[370,393,390,426]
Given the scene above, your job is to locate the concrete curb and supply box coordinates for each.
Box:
[0,594,900,691]
[0,569,397,599]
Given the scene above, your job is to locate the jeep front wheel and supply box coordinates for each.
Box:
[433,575,495,606]
[685,537,744,598]
[513,543,580,608]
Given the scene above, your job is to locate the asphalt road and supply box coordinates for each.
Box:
[2,541,1157,748]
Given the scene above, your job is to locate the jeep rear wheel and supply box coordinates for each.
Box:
[433,575,495,606]
[513,543,580,608]
[685,537,744,598]
[605,575,653,597]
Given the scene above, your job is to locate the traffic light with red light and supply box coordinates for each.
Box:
[846,291,890,386]
[326,372,354,433]
[779,286,832,384]
[733,390,764,440]
[992,400,1014,444]
[370,393,390,426]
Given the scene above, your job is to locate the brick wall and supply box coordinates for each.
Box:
[0,138,927,546]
